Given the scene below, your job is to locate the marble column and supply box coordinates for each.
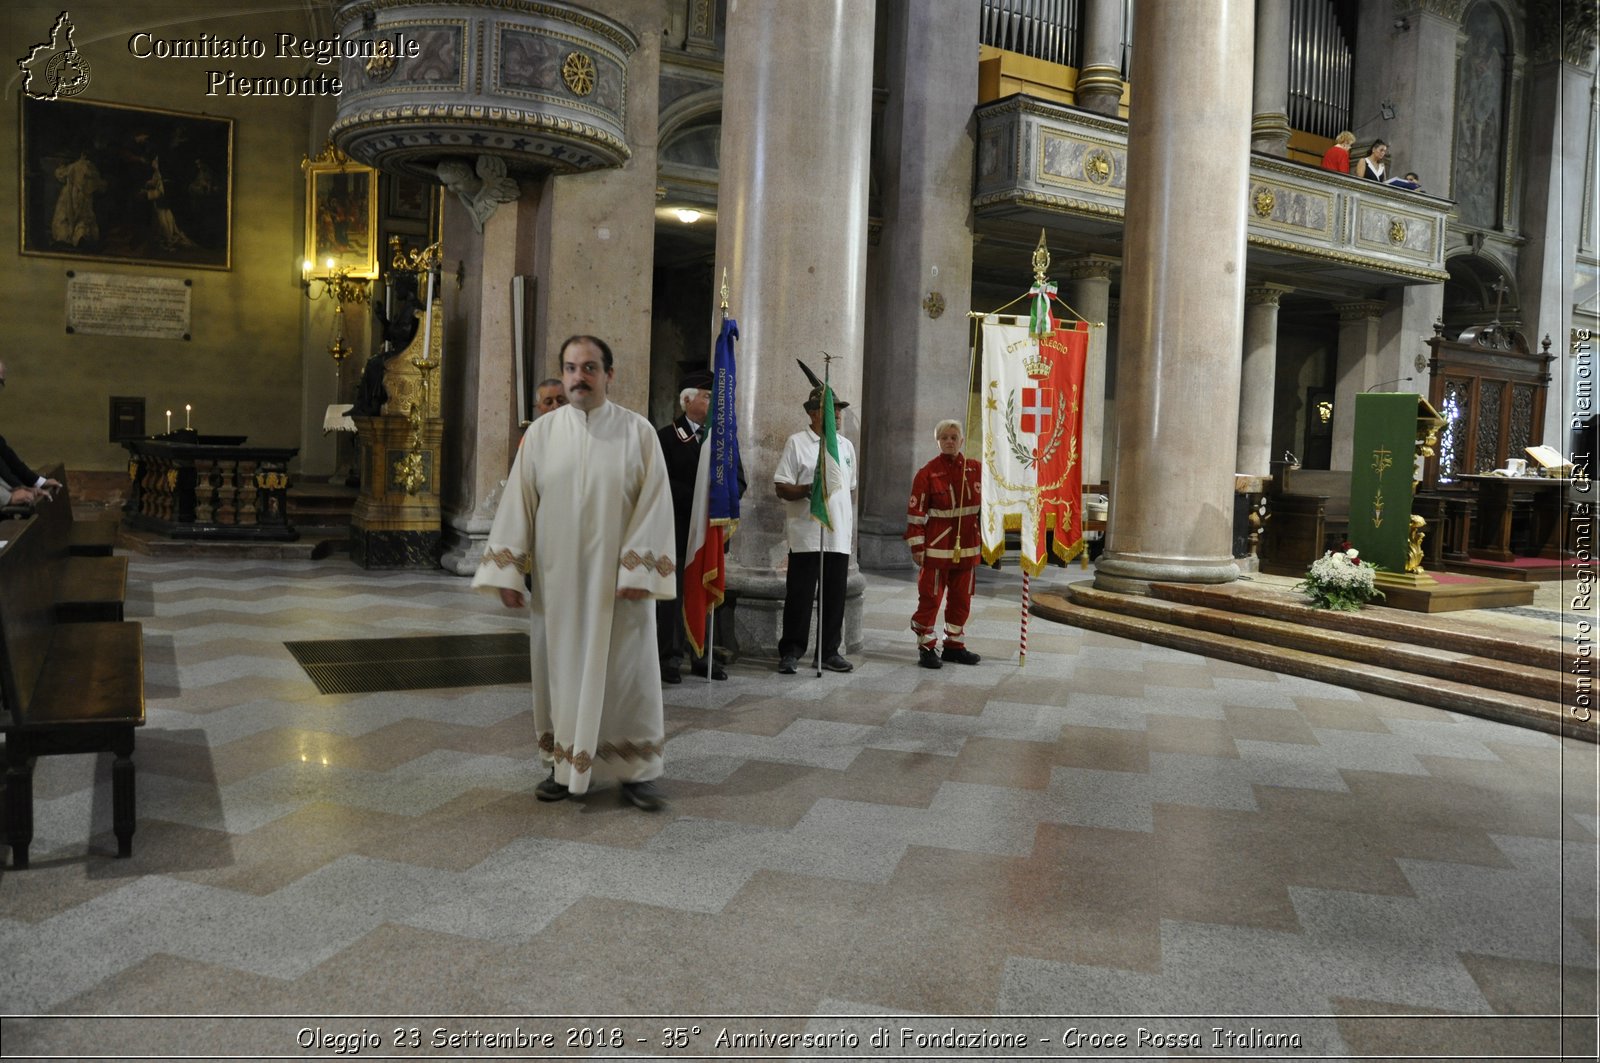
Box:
[1330,300,1387,472]
[1250,0,1291,156]
[1075,0,1125,116]
[715,0,875,652]
[1094,0,1255,595]
[531,0,661,415]
[439,192,539,575]
[859,0,978,571]
[1237,284,1292,476]
[1516,38,1596,449]
[1063,255,1116,484]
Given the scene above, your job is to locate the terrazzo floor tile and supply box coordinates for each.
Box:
[2,555,1591,1060]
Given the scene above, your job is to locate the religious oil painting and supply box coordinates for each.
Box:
[20,96,233,269]
[304,156,379,279]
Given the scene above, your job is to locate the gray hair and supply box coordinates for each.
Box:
[934,418,964,442]
[679,387,705,411]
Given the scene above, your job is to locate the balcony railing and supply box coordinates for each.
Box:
[974,96,1452,290]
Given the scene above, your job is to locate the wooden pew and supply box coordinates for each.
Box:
[0,515,145,868]
[29,470,127,622]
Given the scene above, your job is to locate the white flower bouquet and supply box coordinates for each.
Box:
[1295,547,1384,611]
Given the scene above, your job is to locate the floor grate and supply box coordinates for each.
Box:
[284,633,530,694]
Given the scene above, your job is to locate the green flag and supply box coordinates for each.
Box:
[810,383,840,530]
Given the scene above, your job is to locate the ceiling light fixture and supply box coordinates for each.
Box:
[674,208,702,224]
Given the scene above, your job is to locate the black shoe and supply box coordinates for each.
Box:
[661,663,681,685]
[778,656,798,675]
[942,645,981,666]
[690,659,727,680]
[535,771,569,802]
[918,647,943,669]
[620,780,665,811]
[821,654,854,673]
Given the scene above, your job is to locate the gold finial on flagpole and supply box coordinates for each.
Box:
[1032,228,1051,286]
[719,267,730,315]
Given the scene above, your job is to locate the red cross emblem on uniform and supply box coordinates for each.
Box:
[1020,386,1054,435]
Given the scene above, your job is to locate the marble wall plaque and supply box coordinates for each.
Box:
[66,271,190,339]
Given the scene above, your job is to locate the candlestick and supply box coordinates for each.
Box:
[165,409,172,434]
[420,268,435,364]
[185,404,192,429]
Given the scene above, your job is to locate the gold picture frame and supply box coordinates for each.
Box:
[302,146,379,279]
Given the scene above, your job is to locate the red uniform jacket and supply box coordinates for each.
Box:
[904,453,982,569]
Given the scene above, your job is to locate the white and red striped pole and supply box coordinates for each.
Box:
[1019,570,1030,667]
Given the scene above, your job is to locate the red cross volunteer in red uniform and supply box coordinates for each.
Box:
[904,419,983,669]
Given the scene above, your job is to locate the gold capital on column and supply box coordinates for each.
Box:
[1336,300,1388,322]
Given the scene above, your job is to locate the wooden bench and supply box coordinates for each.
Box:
[34,467,127,622]
[0,515,145,868]
[1260,464,1351,576]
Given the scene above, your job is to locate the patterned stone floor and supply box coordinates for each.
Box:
[2,557,1595,1060]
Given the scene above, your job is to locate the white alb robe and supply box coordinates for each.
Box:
[472,401,676,794]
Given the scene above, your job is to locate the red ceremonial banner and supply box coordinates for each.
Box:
[1037,321,1088,563]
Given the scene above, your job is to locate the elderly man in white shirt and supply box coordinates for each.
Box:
[772,384,858,675]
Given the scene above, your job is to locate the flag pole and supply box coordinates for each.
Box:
[814,350,835,678]
[1019,230,1056,667]
[701,268,730,684]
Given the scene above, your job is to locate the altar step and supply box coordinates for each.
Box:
[287,479,358,534]
[1033,581,1591,742]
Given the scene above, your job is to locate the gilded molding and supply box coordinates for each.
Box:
[1248,234,1451,282]
[1528,0,1599,65]
[973,188,1125,221]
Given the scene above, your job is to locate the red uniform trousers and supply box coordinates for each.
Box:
[911,563,977,650]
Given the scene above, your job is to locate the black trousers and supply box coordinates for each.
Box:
[779,550,848,661]
[657,569,712,667]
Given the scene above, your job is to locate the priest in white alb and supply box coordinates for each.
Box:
[472,335,676,811]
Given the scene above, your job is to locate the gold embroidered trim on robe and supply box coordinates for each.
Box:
[621,549,675,576]
[540,733,664,772]
[481,546,532,573]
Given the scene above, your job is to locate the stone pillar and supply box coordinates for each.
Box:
[715,0,875,651]
[1063,255,1116,484]
[1094,0,1255,595]
[439,192,537,575]
[531,0,661,415]
[1237,284,1292,476]
[1076,0,1126,116]
[859,0,978,571]
[1350,1,1462,190]
[1250,0,1291,156]
[1330,300,1387,472]
[1517,41,1596,448]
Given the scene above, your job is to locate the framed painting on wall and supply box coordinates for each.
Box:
[20,96,233,270]
[303,148,379,279]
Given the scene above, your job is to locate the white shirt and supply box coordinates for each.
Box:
[773,427,857,552]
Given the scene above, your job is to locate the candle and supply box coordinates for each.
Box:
[420,268,435,364]
[185,404,192,429]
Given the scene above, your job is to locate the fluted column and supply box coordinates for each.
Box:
[1330,300,1387,472]
[1237,284,1292,476]
[1095,0,1255,595]
[859,0,977,570]
[1063,255,1117,484]
[1076,0,1126,116]
[1250,0,1291,155]
[716,0,875,651]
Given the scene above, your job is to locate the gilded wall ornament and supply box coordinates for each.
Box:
[1083,148,1113,185]
[364,53,396,83]
[562,51,597,96]
[1253,187,1276,218]
[1388,219,1407,244]
[922,291,946,319]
